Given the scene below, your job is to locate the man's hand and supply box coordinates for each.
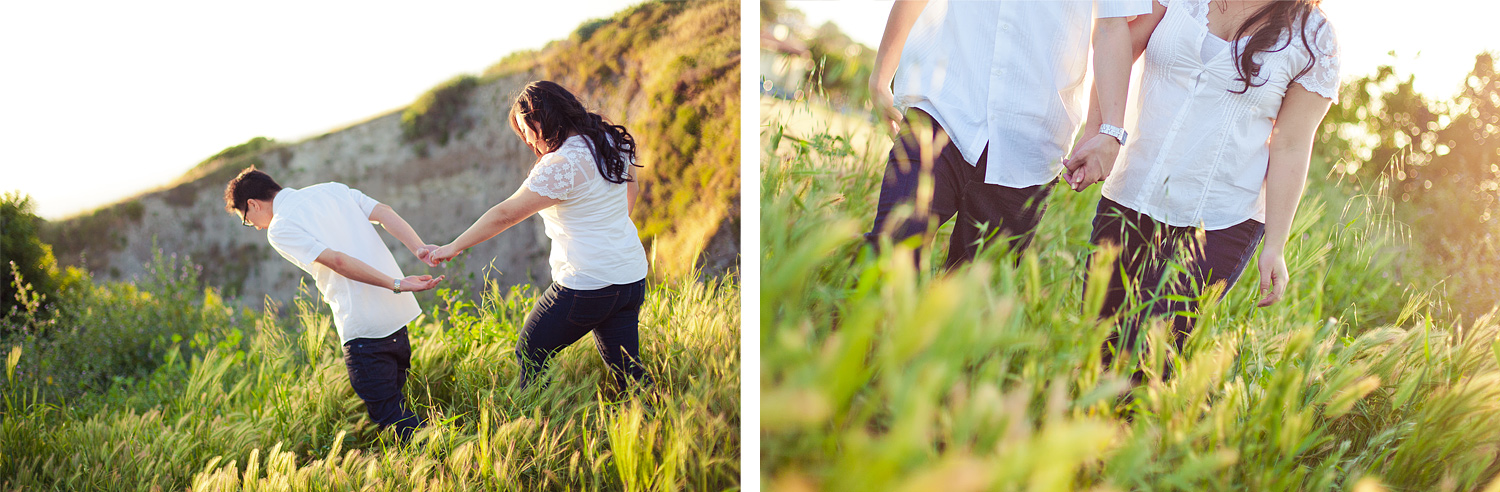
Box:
[399,274,446,293]
[1256,250,1289,307]
[415,244,440,263]
[424,244,460,267]
[870,82,904,137]
[1063,134,1123,191]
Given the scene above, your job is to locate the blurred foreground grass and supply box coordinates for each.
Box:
[760,95,1500,491]
[1,252,739,491]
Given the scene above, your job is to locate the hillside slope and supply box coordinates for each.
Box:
[42,0,740,303]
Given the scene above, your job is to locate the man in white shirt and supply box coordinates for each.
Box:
[864,0,1150,268]
[224,167,444,441]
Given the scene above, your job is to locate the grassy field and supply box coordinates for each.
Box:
[760,95,1500,491]
[0,252,739,491]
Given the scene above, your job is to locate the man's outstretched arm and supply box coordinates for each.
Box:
[368,204,434,258]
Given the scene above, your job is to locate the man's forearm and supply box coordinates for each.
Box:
[370,204,426,255]
[315,249,396,290]
[870,0,928,92]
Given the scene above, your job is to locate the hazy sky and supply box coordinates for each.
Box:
[788,1,1499,102]
[1,0,642,219]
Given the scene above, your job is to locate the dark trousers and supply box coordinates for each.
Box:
[1087,197,1265,375]
[518,279,650,391]
[343,326,423,440]
[864,109,1054,269]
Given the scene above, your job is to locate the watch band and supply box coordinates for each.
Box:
[1099,123,1128,146]
[392,278,402,293]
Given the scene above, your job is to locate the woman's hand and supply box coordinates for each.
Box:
[424,245,460,267]
[1256,249,1289,307]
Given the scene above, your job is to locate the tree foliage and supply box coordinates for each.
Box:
[1317,52,1500,319]
[1,192,62,322]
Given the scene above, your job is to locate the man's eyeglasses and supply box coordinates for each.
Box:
[237,207,254,227]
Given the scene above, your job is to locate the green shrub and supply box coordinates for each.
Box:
[1,193,66,325]
[400,74,480,147]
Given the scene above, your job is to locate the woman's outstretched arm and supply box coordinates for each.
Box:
[426,187,560,266]
[1258,84,1333,306]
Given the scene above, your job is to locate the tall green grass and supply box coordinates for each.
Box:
[760,96,1500,491]
[1,252,739,491]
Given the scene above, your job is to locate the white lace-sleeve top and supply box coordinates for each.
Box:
[1100,0,1340,230]
[521,135,648,290]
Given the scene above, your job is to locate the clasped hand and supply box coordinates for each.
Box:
[1062,134,1122,192]
[415,244,460,267]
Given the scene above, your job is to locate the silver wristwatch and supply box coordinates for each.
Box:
[1099,123,1128,146]
[392,278,402,293]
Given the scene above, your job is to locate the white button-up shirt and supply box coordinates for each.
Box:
[267,184,422,343]
[1101,0,1340,230]
[894,0,1154,188]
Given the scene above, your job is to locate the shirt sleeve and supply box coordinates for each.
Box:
[1293,16,1341,102]
[1097,0,1154,18]
[267,219,329,268]
[523,151,583,200]
[344,185,381,218]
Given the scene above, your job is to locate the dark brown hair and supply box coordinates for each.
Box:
[223,167,282,213]
[509,81,639,184]
[1227,0,1327,94]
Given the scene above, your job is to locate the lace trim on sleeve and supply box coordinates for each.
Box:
[524,152,581,200]
[1293,15,1341,102]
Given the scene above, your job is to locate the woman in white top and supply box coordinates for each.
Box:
[425,81,650,391]
[1070,0,1340,370]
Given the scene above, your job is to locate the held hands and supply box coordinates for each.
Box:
[414,244,440,263]
[399,274,446,293]
[421,244,461,267]
[1256,250,1289,307]
[1062,134,1122,191]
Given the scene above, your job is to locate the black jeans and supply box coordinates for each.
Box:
[1087,197,1265,374]
[518,279,650,391]
[864,109,1054,269]
[343,326,423,440]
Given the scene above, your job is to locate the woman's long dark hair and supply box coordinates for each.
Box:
[1226,0,1327,94]
[509,81,639,184]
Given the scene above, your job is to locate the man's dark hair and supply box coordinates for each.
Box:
[223,167,282,213]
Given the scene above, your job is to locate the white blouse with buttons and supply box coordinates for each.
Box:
[1101,0,1340,230]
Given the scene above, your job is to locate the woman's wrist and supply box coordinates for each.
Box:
[1260,241,1287,257]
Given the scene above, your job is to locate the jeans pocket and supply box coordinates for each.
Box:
[565,291,621,326]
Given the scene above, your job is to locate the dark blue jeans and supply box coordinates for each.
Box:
[864,109,1054,269]
[1087,197,1265,374]
[518,279,650,391]
[343,326,424,440]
